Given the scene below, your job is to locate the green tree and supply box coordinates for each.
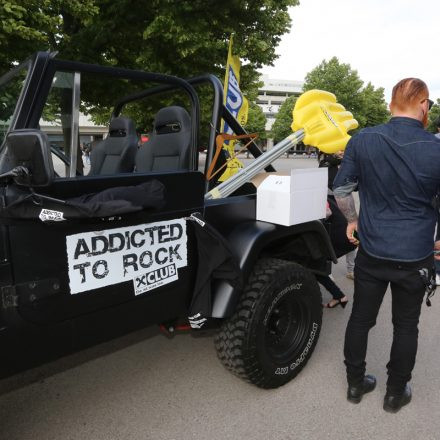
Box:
[0,0,299,96]
[0,0,98,72]
[270,95,297,143]
[0,0,299,147]
[360,82,390,127]
[302,57,389,129]
[428,99,440,134]
[245,102,267,142]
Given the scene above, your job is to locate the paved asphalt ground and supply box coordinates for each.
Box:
[1,158,440,440]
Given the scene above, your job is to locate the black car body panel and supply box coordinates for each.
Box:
[0,52,336,375]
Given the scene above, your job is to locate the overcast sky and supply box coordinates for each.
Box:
[261,0,440,104]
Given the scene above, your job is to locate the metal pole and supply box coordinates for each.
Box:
[205,129,305,200]
[69,72,81,178]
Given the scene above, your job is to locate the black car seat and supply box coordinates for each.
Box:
[89,117,137,175]
[135,106,191,172]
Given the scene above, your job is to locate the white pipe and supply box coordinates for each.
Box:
[205,129,305,200]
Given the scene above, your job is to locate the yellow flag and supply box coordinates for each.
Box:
[219,35,249,181]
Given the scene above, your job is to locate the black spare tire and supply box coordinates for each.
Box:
[214,258,322,388]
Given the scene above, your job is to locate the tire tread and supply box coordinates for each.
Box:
[214,258,322,389]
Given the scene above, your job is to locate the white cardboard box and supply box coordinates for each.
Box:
[256,168,328,226]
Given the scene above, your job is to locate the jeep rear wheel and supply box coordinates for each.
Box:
[214,258,322,389]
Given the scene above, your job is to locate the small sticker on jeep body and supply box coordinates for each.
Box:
[39,209,65,222]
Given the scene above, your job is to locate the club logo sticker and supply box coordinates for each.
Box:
[133,263,178,296]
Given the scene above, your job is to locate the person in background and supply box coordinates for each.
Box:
[315,271,348,308]
[80,142,91,167]
[316,152,355,308]
[319,152,358,280]
[345,250,356,280]
[434,119,440,284]
[333,78,439,413]
[318,152,341,186]
[314,200,348,308]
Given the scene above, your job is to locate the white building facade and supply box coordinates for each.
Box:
[257,75,304,148]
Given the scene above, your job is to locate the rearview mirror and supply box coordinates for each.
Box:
[5,129,54,187]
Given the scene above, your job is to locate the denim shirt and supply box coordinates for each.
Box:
[333,117,440,262]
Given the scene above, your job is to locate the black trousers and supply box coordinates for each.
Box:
[344,248,432,393]
[315,274,344,300]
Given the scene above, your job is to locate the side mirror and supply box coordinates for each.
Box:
[5,129,54,187]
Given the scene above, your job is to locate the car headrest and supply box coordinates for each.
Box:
[154,106,191,135]
[109,117,136,137]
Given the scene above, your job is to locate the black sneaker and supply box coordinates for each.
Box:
[347,374,377,403]
[383,384,412,413]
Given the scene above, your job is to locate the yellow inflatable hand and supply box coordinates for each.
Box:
[292,90,358,153]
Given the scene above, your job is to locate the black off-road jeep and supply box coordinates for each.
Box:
[0,52,336,388]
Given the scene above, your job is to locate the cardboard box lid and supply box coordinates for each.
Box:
[257,175,291,193]
[251,171,288,189]
[252,168,328,191]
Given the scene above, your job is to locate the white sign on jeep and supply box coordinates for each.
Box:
[66,219,187,295]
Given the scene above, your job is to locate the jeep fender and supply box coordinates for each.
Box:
[211,220,337,318]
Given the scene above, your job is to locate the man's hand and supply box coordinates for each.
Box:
[434,240,440,260]
[347,221,359,245]
[335,193,359,245]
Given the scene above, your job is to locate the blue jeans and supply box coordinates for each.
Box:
[344,248,431,392]
[345,249,356,272]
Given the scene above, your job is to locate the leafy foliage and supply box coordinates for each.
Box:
[0,0,300,147]
[0,0,299,97]
[0,1,98,72]
[270,95,297,143]
[427,99,440,134]
[0,65,28,144]
[302,57,389,130]
[245,102,267,142]
[359,82,390,128]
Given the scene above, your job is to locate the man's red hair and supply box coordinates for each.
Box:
[390,78,428,112]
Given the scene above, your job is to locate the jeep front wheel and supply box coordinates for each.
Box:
[214,258,322,389]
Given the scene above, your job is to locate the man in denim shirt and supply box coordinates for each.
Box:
[333,78,440,413]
